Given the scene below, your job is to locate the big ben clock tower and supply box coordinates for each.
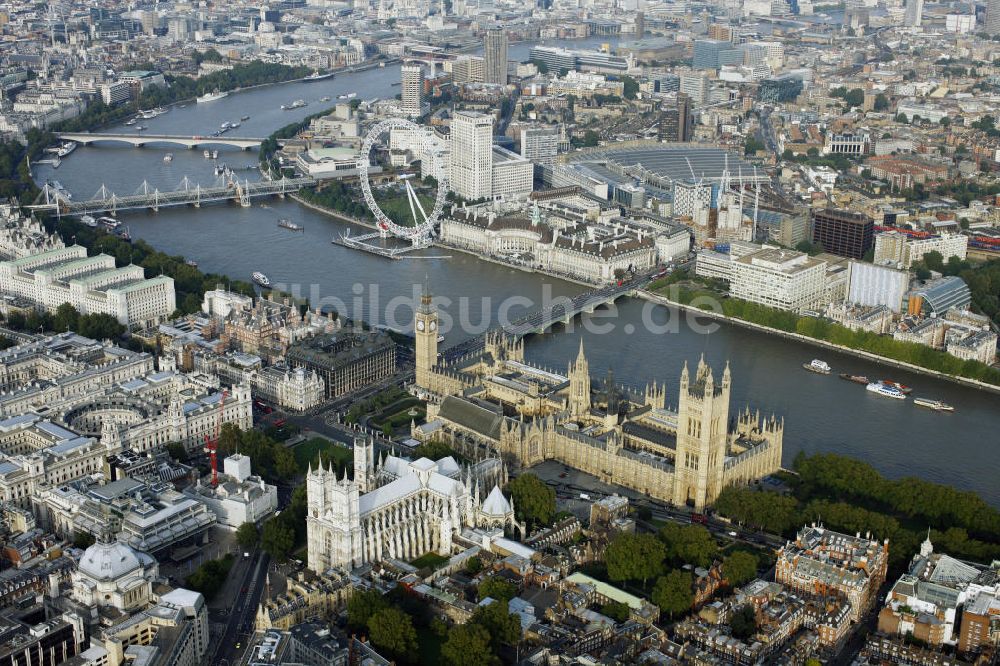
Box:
[414,287,438,390]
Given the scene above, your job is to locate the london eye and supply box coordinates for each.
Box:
[358,118,448,245]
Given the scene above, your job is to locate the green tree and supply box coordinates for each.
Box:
[465,556,483,574]
[601,601,630,622]
[795,240,823,255]
[528,58,549,74]
[659,523,718,568]
[260,518,295,560]
[367,607,418,659]
[744,136,765,155]
[347,589,390,630]
[874,93,889,111]
[413,439,456,461]
[923,250,944,272]
[583,129,600,146]
[478,576,517,602]
[166,442,189,462]
[53,303,79,332]
[652,570,693,619]
[622,75,639,100]
[508,473,555,529]
[722,551,758,586]
[843,88,865,107]
[441,623,498,666]
[714,486,800,534]
[729,604,757,640]
[605,533,665,586]
[236,522,259,550]
[185,555,234,600]
[75,313,125,340]
[470,601,521,651]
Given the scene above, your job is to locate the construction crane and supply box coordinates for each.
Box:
[203,389,228,487]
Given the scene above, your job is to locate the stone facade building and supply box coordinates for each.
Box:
[286,330,396,399]
[305,436,508,572]
[775,524,889,623]
[439,202,658,285]
[412,292,783,511]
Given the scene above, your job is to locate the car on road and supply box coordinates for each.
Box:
[727,531,738,537]
[235,643,241,649]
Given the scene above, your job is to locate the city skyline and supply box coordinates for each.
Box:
[0,2,998,665]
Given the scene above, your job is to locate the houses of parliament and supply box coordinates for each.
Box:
[412,290,785,510]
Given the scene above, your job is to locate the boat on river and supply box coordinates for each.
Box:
[278,219,304,231]
[802,359,831,375]
[304,71,334,82]
[867,382,906,400]
[197,90,228,103]
[913,398,954,412]
[839,373,869,384]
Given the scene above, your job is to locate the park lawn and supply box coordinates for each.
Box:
[292,437,353,473]
[370,397,425,436]
[719,541,776,570]
[374,404,425,432]
[411,552,449,570]
[377,191,435,228]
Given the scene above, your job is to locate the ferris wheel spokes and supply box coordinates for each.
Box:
[404,178,431,228]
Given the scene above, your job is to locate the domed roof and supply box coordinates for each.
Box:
[79,540,144,582]
[481,485,512,517]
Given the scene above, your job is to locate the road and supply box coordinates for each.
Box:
[211,548,271,666]
[527,460,786,553]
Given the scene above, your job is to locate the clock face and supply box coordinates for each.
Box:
[429,320,437,331]
[417,320,425,331]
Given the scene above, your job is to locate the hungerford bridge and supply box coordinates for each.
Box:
[28,174,315,216]
[55,132,266,150]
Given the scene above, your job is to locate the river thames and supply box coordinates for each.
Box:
[33,39,1000,506]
